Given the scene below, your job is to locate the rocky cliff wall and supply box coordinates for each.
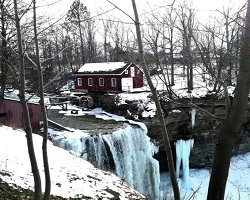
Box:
[100,94,250,172]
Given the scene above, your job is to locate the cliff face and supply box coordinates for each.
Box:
[101,94,250,172]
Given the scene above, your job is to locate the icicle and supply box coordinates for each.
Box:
[175,139,194,189]
[190,107,196,129]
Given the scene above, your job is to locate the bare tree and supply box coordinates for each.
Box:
[101,19,112,62]
[145,4,177,88]
[222,5,243,85]
[101,20,110,62]
[66,0,88,64]
[32,0,50,199]
[207,1,250,199]
[0,0,8,105]
[109,22,128,62]
[0,0,12,106]
[13,0,42,199]
[143,7,178,98]
[176,4,196,93]
[131,0,180,199]
[193,3,245,93]
[85,16,96,62]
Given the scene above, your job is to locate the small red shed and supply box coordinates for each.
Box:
[72,62,144,93]
[0,98,43,133]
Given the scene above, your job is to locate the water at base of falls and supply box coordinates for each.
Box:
[52,122,160,199]
[175,139,194,189]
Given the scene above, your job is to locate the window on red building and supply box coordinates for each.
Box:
[99,78,104,86]
[111,78,116,87]
[88,78,93,86]
[77,78,82,86]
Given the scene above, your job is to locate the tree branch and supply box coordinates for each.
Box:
[106,0,135,23]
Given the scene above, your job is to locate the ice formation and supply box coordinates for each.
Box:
[190,107,196,129]
[175,139,194,189]
[51,123,160,199]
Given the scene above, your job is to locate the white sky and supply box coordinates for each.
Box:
[36,0,247,23]
[28,0,247,44]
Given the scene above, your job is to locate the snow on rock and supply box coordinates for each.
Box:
[116,93,156,118]
[60,107,127,121]
[0,125,145,199]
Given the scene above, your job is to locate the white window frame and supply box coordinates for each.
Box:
[99,78,104,86]
[111,78,116,87]
[77,78,82,86]
[88,78,93,86]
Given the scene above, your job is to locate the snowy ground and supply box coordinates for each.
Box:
[45,106,250,200]
[1,99,250,199]
[1,66,250,199]
[0,125,145,199]
[0,123,250,199]
[160,153,250,200]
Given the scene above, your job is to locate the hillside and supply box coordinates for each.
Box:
[0,125,145,199]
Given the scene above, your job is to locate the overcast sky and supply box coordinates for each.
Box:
[36,0,247,24]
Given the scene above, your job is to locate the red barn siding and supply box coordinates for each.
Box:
[74,63,143,93]
[132,70,144,88]
[75,75,122,92]
[0,98,42,133]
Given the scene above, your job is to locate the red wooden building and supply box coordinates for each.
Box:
[0,98,43,133]
[72,62,144,93]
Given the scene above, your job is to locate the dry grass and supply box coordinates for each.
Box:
[0,178,85,200]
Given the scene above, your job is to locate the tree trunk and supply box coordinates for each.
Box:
[207,1,250,199]
[0,0,8,108]
[170,30,175,86]
[77,14,85,65]
[131,1,180,199]
[13,0,42,199]
[33,0,51,199]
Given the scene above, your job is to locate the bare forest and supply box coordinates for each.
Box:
[0,0,247,96]
[0,0,249,200]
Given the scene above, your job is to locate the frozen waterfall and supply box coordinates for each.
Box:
[175,139,194,189]
[190,107,196,129]
[51,122,160,199]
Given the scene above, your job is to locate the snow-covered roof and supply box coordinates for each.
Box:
[75,62,130,75]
